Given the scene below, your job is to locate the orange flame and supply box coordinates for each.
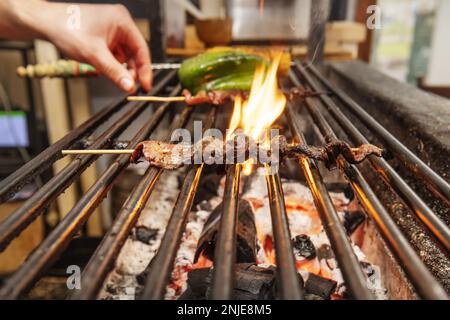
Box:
[192,251,213,269]
[227,53,287,175]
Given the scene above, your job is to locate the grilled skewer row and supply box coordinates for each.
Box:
[130,135,384,170]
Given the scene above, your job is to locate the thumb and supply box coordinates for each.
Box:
[90,45,136,93]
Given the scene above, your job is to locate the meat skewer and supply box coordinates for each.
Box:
[127,88,323,106]
[62,136,383,170]
[127,89,246,106]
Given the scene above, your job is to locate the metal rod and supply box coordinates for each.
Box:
[266,171,304,300]
[285,102,373,300]
[70,94,195,301]
[211,164,242,300]
[0,85,186,300]
[296,64,450,252]
[0,70,176,253]
[62,149,134,155]
[151,63,181,70]
[69,104,206,300]
[290,71,448,300]
[0,92,127,203]
[0,68,159,202]
[137,166,203,300]
[304,63,450,202]
[138,108,217,300]
[127,96,185,103]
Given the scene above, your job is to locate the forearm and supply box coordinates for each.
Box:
[0,0,54,40]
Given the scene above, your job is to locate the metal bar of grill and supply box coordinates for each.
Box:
[68,87,189,300]
[77,108,201,301]
[0,79,181,300]
[138,108,217,300]
[0,91,127,203]
[306,64,450,202]
[265,172,304,300]
[289,70,448,300]
[0,59,448,301]
[285,102,373,300]
[295,63,450,252]
[0,70,176,252]
[0,69,161,204]
[211,164,241,300]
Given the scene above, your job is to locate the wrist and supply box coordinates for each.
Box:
[10,0,55,40]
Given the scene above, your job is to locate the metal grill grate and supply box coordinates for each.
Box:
[0,62,448,300]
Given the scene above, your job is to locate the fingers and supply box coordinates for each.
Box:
[127,59,137,80]
[90,44,136,93]
[116,12,152,92]
[137,61,152,92]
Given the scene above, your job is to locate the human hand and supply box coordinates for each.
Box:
[7,1,152,93]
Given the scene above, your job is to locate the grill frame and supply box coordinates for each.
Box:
[0,62,448,300]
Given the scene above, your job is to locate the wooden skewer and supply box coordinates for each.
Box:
[62,149,134,155]
[127,96,186,102]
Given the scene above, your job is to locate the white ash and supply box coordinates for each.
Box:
[99,170,182,300]
[164,198,221,300]
[241,170,387,299]
[99,166,387,300]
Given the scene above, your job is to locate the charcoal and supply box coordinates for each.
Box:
[194,199,257,264]
[180,264,344,300]
[193,172,222,204]
[134,226,158,244]
[316,244,334,260]
[305,273,337,300]
[292,234,316,260]
[305,293,324,300]
[344,185,355,200]
[180,264,278,300]
[343,210,366,234]
[185,268,212,298]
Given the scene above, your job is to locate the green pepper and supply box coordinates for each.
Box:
[202,73,254,92]
[178,50,267,94]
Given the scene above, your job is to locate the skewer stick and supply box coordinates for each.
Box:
[127,96,186,102]
[62,149,134,155]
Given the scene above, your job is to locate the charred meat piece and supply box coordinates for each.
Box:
[182,89,247,106]
[305,273,338,300]
[131,135,384,170]
[181,87,316,106]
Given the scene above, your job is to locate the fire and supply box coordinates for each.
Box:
[227,53,287,175]
[192,251,213,269]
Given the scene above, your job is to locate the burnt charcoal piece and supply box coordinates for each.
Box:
[134,226,158,244]
[193,172,223,205]
[344,185,355,200]
[316,244,335,260]
[305,293,324,300]
[179,264,278,300]
[343,210,366,235]
[194,199,257,264]
[234,264,279,300]
[181,264,342,300]
[292,234,316,260]
[305,273,337,300]
[182,268,212,299]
